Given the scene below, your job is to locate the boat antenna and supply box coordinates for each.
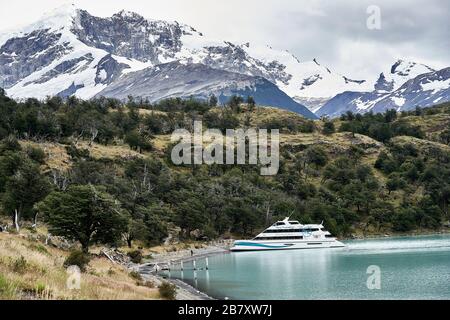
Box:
[288,211,295,219]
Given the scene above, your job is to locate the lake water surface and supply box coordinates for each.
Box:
[160,235,450,300]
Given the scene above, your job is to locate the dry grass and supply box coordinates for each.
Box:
[19,140,146,172]
[242,106,309,126]
[152,135,172,151]
[75,141,145,160]
[391,135,450,152]
[402,114,450,133]
[0,232,159,300]
[19,141,72,172]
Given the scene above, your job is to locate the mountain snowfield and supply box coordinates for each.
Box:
[0,4,449,118]
[317,63,450,117]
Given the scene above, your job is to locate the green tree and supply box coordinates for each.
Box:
[38,185,127,253]
[2,159,51,228]
[209,95,218,107]
[246,96,256,110]
[123,218,149,248]
[440,129,450,145]
[322,121,336,135]
[176,197,207,238]
[386,173,406,194]
[125,130,153,153]
[228,95,244,112]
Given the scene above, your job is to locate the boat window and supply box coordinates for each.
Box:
[290,221,300,225]
[275,222,286,226]
[325,235,334,238]
[255,236,304,240]
[302,228,320,232]
[264,229,302,233]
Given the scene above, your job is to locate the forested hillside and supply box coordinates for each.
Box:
[0,88,449,252]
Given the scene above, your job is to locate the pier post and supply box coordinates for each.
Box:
[181,261,184,271]
[168,261,171,272]
[205,257,209,270]
[193,260,197,271]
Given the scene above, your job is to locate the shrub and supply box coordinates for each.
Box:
[127,250,143,264]
[34,282,47,296]
[25,146,46,164]
[64,250,90,272]
[322,121,336,135]
[0,274,16,298]
[11,256,28,274]
[65,144,90,160]
[27,243,49,255]
[143,281,155,288]
[129,271,142,281]
[158,281,177,300]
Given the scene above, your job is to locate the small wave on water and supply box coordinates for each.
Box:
[343,234,450,253]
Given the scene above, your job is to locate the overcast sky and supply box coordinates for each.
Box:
[0,0,448,79]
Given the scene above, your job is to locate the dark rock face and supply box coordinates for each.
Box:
[71,10,183,64]
[0,29,70,88]
[25,54,94,86]
[302,75,322,88]
[57,82,85,97]
[374,73,394,92]
[96,61,317,119]
[343,76,366,85]
[200,44,292,85]
[94,54,130,85]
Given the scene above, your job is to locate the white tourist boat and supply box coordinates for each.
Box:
[230,218,346,251]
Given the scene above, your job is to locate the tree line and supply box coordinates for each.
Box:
[0,89,449,252]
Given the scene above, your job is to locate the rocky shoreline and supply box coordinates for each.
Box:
[137,242,231,300]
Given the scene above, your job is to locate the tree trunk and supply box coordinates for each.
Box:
[14,209,20,232]
[81,242,89,254]
[32,212,39,228]
[127,238,132,248]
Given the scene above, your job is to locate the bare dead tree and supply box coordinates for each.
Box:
[14,209,20,232]
[89,126,99,147]
[74,130,84,146]
[51,170,69,191]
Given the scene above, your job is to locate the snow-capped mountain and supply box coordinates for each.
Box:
[97,61,316,117]
[317,66,450,118]
[1,5,448,119]
[0,4,369,118]
[373,59,435,93]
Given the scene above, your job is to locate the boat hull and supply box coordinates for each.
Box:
[230,240,346,252]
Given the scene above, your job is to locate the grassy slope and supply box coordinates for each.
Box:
[0,231,159,300]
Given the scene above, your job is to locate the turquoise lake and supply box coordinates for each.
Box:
[160,235,450,300]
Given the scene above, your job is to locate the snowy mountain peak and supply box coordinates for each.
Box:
[374,59,435,93]
[0,3,79,47]
[115,9,142,19]
[28,3,78,32]
[390,59,434,75]
[1,5,447,118]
